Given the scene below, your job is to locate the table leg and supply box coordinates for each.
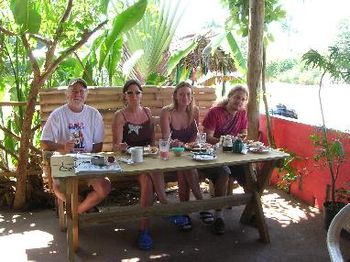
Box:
[240,163,270,243]
[57,198,66,232]
[65,177,79,261]
[240,164,256,223]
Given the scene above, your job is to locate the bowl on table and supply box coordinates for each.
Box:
[171,147,185,157]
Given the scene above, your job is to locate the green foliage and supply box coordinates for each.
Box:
[99,0,147,70]
[302,45,350,205]
[10,0,41,33]
[49,58,84,87]
[226,32,246,72]
[276,150,302,192]
[167,41,197,77]
[100,0,111,14]
[266,58,296,79]
[302,47,350,84]
[310,132,345,164]
[145,72,167,86]
[334,19,350,56]
[0,0,114,173]
[106,36,124,85]
[265,57,322,84]
[122,0,187,84]
[222,0,286,40]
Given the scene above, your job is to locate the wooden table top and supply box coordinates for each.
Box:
[50,149,289,179]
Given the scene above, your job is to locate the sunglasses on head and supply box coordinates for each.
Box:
[125,91,142,95]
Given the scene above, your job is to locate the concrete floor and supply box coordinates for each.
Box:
[1,187,349,262]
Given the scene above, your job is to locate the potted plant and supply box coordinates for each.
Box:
[302,45,350,229]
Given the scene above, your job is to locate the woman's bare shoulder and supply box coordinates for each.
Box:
[194,105,200,113]
[113,109,125,122]
[143,106,152,115]
[160,106,171,116]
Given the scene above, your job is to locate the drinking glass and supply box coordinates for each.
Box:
[196,132,207,151]
[159,139,170,160]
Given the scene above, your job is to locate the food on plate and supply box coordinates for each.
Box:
[249,145,270,153]
[143,146,158,154]
[247,140,264,147]
[185,142,211,151]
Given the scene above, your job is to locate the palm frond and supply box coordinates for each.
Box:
[123,0,187,82]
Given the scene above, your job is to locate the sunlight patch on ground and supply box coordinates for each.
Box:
[121,258,140,262]
[262,192,320,227]
[150,253,170,259]
[0,230,53,260]
[231,187,321,227]
[114,227,126,232]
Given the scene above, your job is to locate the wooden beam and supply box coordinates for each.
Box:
[0,101,29,107]
[79,193,252,226]
[0,170,42,177]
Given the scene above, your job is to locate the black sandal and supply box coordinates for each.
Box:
[199,211,214,224]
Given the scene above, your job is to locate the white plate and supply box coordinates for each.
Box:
[249,147,271,154]
[192,154,217,161]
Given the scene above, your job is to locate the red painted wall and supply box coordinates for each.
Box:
[260,115,350,210]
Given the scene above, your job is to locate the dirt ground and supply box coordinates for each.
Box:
[0,186,349,262]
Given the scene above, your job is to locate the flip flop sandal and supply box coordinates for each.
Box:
[199,211,214,224]
[138,230,153,250]
[179,215,192,232]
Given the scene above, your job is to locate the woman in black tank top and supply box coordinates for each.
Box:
[112,80,167,250]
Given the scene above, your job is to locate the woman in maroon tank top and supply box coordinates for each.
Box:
[112,80,167,250]
[160,82,204,230]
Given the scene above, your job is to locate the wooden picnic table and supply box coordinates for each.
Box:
[50,149,288,261]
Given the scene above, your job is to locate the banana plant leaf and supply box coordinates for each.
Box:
[226,32,247,73]
[83,33,106,85]
[99,0,147,69]
[10,0,41,33]
[167,41,197,76]
[122,49,144,78]
[106,36,123,85]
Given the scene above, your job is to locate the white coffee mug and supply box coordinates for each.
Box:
[131,147,143,163]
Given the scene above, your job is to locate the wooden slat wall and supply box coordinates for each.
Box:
[39,86,217,151]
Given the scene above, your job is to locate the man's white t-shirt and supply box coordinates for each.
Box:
[41,104,104,153]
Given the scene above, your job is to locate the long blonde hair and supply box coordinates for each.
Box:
[164,81,196,123]
[217,85,249,107]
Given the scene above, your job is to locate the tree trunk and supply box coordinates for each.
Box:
[261,45,276,147]
[247,0,264,141]
[13,77,45,209]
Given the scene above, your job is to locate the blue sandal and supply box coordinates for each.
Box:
[179,215,192,232]
[138,230,153,250]
[168,215,189,226]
